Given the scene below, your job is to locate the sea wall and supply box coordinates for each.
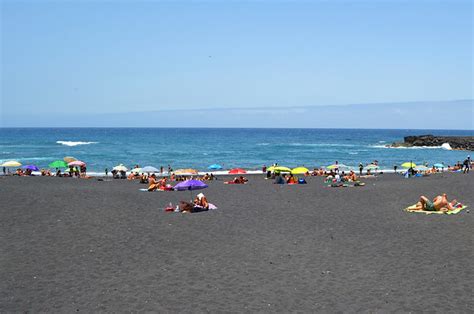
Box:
[390,135,474,151]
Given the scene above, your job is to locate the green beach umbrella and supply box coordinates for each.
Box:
[49,160,68,168]
[401,162,416,168]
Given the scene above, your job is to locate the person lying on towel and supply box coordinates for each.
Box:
[412,193,459,212]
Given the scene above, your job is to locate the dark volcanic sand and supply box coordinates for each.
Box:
[1,173,473,312]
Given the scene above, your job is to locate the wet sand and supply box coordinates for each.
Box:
[1,173,473,312]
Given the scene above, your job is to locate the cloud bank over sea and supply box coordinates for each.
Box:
[1,100,473,129]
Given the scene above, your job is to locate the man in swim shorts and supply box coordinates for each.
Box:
[414,194,458,212]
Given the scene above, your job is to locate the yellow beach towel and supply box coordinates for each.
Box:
[405,204,467,215]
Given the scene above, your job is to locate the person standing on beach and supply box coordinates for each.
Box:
[393,165,398,173]
[105,168,108,176]
[160,166,164,174]
[463,159,470,173]
[359,163,363,176]
[2,167,5,176]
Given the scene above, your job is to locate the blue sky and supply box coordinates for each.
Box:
[1,0,473,127]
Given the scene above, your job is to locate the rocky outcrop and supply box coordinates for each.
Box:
[390,135,474,151]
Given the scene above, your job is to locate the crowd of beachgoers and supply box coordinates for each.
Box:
[2,155,471,214]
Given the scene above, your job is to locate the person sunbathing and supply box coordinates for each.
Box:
[413,194,459,212]
[232,176,248,184]
[344,170,358,182]
[193,193,209,209]
[287,175,297,184]
[140,174,148,184]
[147,174,159,191]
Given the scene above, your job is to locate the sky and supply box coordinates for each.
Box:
[1,0,473,128]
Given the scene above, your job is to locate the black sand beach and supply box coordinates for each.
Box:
[1,173,473,312]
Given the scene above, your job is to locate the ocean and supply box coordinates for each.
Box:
[0,128,472,173]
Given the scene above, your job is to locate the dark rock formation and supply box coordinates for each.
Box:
[390,134,474,151]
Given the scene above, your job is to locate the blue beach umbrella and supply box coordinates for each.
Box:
[141,166,159,173]
[433,163,445,168]
[22,165,39,171]
[208,164,222,170]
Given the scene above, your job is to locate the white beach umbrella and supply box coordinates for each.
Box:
[113,164,128,172]
[141,166,159,173]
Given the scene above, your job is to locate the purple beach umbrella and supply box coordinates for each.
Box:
[22,165,39,171]
[174,179,208,201]
[174,180,208,191]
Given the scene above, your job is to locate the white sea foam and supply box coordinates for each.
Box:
[57,141,98,147]
[441,143,453,150]
[289,143,356,147]
[256,143,270,146]
[370,145,445,150]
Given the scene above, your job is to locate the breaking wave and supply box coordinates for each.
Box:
[370,145,445,150]
[56,141,98,147]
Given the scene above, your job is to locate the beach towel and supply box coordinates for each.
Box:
[405,203,467,215]
[224,181,247,184]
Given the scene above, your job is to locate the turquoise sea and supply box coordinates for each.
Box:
[0,128,472,173]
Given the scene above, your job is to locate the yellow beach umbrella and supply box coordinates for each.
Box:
[291,167,309,174]
[63,156,77,163]
[1,160,22,167]
[268,166,292,172]
[174,168,198,175]
[401,162,417,168]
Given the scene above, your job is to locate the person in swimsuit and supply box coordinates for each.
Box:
[193,193,209,209]
[413,194,458,212]
[147,174,159,191]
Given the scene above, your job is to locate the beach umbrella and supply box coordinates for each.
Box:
[141,166,159,173]
[401,162,416,168]
[268,166,292,173]
[433,163,445,168]
[208,164,222,170]
[174,168,198,175]
[22,165,39,171]
[174,179,208,191]
[366,164,379,170]
[1,160,22,167]
[49,160,68,168]
[63,156,77,163]
[415,165,429,171]
[174,179,208,200]
[113,164,128,172]
[229,168,247,174]
[68,160,85,167]
[327,164,352,171]
[291,167,309,174]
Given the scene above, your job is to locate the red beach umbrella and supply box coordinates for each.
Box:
[228,168,247,174]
